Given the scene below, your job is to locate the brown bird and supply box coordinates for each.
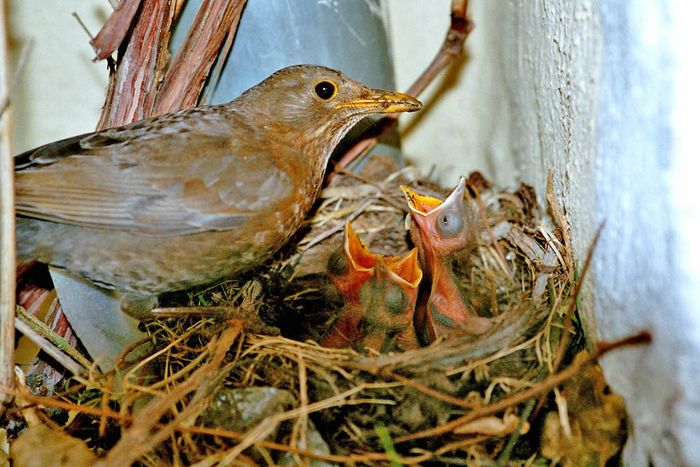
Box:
[322,222,422,352]
[402,177,492,344]
[14,65,421,317]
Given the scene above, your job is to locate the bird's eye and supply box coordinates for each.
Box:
[435,210,463,238]
[384,284,407,315]
[314,80,337,100]
[327,250,348,277]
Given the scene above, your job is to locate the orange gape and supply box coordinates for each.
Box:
[322,222,422,352]
[401,177,492,345]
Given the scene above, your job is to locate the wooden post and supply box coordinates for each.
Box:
[0,0,16,410]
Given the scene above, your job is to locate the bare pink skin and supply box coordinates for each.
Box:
[403,177,492,344]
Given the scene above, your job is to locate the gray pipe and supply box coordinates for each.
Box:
[173,0,402,163]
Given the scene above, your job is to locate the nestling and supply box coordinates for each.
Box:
[402,177,492,344]
[322,222,422,352]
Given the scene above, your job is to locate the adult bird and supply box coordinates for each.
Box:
[14,65,421,317]
[402,177,492,344]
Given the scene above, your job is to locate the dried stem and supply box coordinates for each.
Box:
[96,321,243,466]
[0,0,15,410]
[546,171,573,273]
[15,305,94,369]
[97,0,178,128]
[531,220,606,418]
[90,0,143,60]
[0,384,434,465]
[332,0,472,173]
[14,319,88,378]
[347,362,481,409]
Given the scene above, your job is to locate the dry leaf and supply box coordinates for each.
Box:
[10,424,97,467]
[1,429,9,467]
[541,351,626,465]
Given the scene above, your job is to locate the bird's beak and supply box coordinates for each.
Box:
[335,90,422,114]
[401,186,445,217]
[344,221,376,272]
[401,177,467,217]
[384,248,423,288]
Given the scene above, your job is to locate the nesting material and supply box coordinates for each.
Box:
[2,158,627,465]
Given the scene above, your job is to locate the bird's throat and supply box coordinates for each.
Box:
[307,115,366,189]
[429,260,468,320]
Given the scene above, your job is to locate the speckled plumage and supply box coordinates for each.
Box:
[15,65,421,312]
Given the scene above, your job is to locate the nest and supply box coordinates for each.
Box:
[1,154,623,467]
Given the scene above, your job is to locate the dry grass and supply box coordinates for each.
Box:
[1,160,620,466]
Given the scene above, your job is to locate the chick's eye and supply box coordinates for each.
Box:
[435,211,463,238]
[327,250,348,277]
[314,80,337,100]
[385,284,407,314]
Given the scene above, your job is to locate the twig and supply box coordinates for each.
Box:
[152,0,247,114]
[89,0,142,60]
[0,384,437,465]
[0,0,15,409]
[495,398,535,466]
[96,322,243,467]
[97,0,178,128]
[347,362,480,409]
[14,319,88,378]
[473,187,512,277]
[219,382,397,463]
[15,305,94,370]
[0,40,32,118]
[395,331,651,443]
[300,197,376,250]
[199,7,239,105]
[71,12,96,44]
[546,171,573,273]
[332,0,472,174]
[405,0,473,98]
[289,350,309,464]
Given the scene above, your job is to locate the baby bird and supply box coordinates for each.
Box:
[322,222,422,352]
[402,177,492,344]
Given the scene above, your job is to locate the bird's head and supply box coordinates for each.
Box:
[401,177,479,260]
[376,247,423,313]
[234,65,421,150]
[327,221,378,303]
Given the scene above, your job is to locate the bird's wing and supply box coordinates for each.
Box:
[15,107,295,236]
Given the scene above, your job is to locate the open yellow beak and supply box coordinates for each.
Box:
[343,221,376,272]
[384,248,423,288]
[401,178,467,216]
[400,185,444,215]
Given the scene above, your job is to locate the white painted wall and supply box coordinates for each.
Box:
[385,0,514,187]
[594,1,700,464]
[7,0,109,153]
